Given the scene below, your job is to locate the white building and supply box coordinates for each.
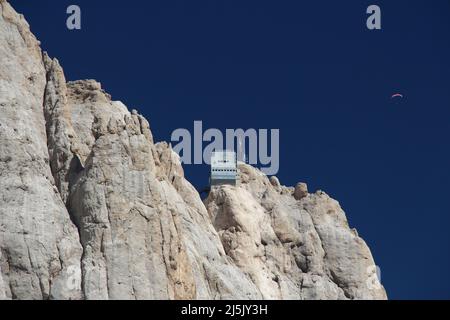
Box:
[210,151,237,186]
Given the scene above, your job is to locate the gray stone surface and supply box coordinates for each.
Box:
[205,164,387,300]
[0,0,83,300]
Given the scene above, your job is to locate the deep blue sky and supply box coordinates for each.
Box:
[9,0,450,299]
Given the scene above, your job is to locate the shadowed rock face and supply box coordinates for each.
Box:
[0,0,386,300]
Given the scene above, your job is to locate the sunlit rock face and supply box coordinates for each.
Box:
[0,0,83,300]
[0,0,386,300]
[205,164,387,300]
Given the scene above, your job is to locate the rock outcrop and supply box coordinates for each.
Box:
[205,165,386,300]
[0,0,386,300]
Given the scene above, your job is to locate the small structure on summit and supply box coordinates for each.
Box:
[210,151,238,186]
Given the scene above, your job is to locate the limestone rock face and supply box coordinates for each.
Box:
[0,0,386,300]
[65,88,260,299]
[0,0,83,300]
[205,164,387,300]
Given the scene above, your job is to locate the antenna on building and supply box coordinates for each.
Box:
[238,137,246,164]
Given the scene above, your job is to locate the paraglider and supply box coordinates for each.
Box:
[391,93,404,99]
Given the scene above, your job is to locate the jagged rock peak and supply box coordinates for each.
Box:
[205,164,387,300]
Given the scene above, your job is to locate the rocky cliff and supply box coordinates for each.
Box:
[0,0,386,300]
